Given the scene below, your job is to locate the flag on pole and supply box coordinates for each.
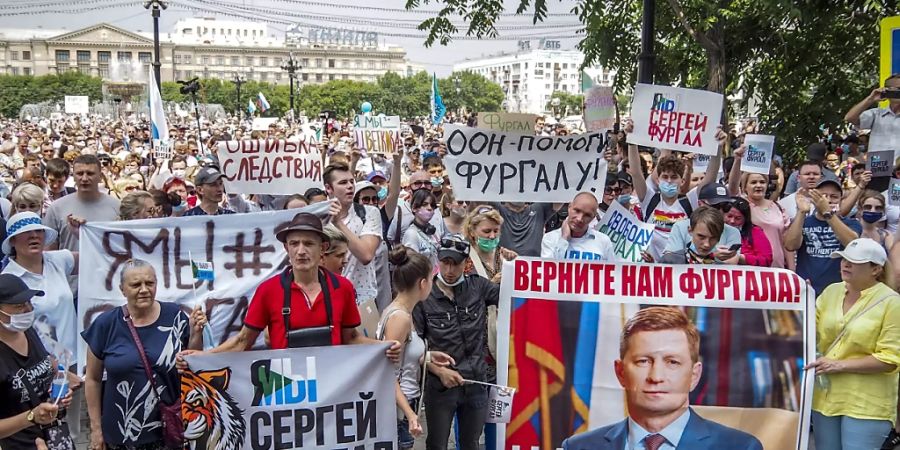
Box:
[247,99,257,115]
[581,70,595,93]
[148,67,169,143]
[430,73,446,125]
[190,258,217,350]
[257,92,270,113]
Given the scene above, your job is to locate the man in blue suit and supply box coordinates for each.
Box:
[563,307,763,450]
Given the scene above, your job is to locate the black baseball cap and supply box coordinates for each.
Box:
[0,274,43,304]
[437,235,470,264]
[194,167,224,185]
[699,183,732,205]
[816,179,843,192]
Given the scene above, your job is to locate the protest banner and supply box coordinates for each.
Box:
[742,134,776,175]
[496,258,814,450]
[216,139,323,195]
[596,201,654,262]
[252,117,279,131]
[628,84,724,155]
[693,153,713,174]
[64,96,89,114]
[443,124,609,202]
[477,112,538,134]
[583,86,616,131]
[76,203,332,371]
[354,129,401,154]
[891,179,900,206]
[181,344,397,450]
[354,114,400,129]
[868,150,895,178]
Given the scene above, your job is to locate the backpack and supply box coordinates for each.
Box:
[643,193,693,221]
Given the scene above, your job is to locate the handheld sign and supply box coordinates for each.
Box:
[742,134,776,175]
[442,124,608,202]
[217,139,323,195]
[477,112,537,134]
[252,117,279,131]
[867,150,894,178]
[889,179,900,206]
[693,153,713,175]
[353,129,401,153]
[354,114,400,129]
[583,86,616,131]
[628,84,724,155]
[595,200,654,262]
[64,96,89,115]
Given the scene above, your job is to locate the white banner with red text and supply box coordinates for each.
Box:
[217,138,323,195]
[627,84,724,155]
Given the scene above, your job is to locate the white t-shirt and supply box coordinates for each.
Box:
[401,224,440,270]
[341,204,383,303]
[541,228,617,261]
[641,186,700,260]
[2,250,76,356]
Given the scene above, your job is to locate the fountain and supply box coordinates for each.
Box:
[102,57,146,107]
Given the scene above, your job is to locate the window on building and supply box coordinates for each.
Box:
[174,54,181,64]
[329,74,335,80]
[201,55,210,65]
[23,67,31,76]
[116,51,131,61]
[183,55,192,64]
[175,70,182,79]
[10,68,19,75]
[342,74,348,80]
[302,73,309,81]
[10,51,18,61]
[275,72,282,81]
[380,61,388,69]
[79,65,91,75]
[315,73,322,82]
[22,51,30,60]
[367,60,375,69]
[184,70,192,78]
[139,52,152,63]
[302,58,309,67]
[260,57,268,67]
[546,84,550,89]
[99,65,109,78]
[231,56,239,66]
[246,56,254,65]
[216,56,225,65]
[355,59,362,68]
[341,59,349,68]
[328,59,335,68]
[260,72,268,80]
[55,50,70,62]
[315,58,323,68]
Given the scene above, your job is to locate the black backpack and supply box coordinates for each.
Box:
[643,193,693,221]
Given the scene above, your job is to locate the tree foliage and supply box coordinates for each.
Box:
[409,0,899,164]
[546,91,584,116]
[0,72,102,117]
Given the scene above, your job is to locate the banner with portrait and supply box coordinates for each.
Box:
[496,259,814,450]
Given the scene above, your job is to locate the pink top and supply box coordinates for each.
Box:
[748,199,790,268]
[741,225,774,267]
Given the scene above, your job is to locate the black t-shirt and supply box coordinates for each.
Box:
[0,328,53,449]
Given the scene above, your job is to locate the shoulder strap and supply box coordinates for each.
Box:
[643,193,662,220]
[468,246,489,278]
[353,203,368,222]
[122,306,161,401]
[824,292,896,356]
[393,205,403,245]
[678,196,693,217]
[281,268,335,339]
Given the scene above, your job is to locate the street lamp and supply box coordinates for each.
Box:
[636,0,655,84]
[280,52,301,120]
[142,0,167,90]
[233,74,245,120]
[453,75,461,115]
[551,97,560,119]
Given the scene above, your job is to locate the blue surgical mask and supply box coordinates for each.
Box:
[172,202,187,214]
[617,194,632,205]
[430,177,444,187]
[841,143,849,152]
[659,181,679,198]
[862,211,884,224]
[377,186,388,200]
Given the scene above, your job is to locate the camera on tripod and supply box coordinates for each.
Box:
[177,78,200,95]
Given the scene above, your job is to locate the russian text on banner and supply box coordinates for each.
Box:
[595,201,654,262]
[495,258,815,450]
[181,344,397,450]
[583,86,616,132]
[217,138,323,195]
[742,135,776,175]
[354,129,401,154]
[354,114,400,129]
[477,112,538,134]
[628,84,724,155]
[442,124,609,202]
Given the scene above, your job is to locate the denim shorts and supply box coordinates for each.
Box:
[397,397,420,449]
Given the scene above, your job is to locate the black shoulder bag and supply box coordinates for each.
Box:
[281,268,336,348]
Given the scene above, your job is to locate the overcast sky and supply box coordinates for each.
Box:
[0,0,585,76]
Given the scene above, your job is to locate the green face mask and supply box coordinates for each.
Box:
[476,236,500,252]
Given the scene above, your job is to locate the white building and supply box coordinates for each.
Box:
[453,42,614,116]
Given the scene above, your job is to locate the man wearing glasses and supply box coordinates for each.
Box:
[412,234,500,450]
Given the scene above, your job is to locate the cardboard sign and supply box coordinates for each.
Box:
[595,201,654,262]
[477,112,538,134]
[628,84,724,155]
[353,129,401,154]
[217,139,323,195]
[867,150,895,178]
[354,114,400,129]
[252,117,279,131]
[583,86,616,131]
[443,124,608,202]
[742,134,776,175]
[496,259,815,450]
[182,345,397,450]
[889,179,900,206]
[693,153,713,174]
[486,385,516,423]
[64,96,89,114]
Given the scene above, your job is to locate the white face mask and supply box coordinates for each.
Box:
[173,169,186,179]
[437,272,464,287]
[0,309,34,332]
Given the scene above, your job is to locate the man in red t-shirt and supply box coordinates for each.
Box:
[177,212,399,363]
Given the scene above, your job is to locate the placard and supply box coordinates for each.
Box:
[867,150,895,178]
[583,86,616,131]
[354,114,400,129]
[252,117,279,131]
[353,129,401,154]
[628,84,724,155]
[693,153,713,174]
[742,134,776,175]
[181,345,396,450]
[889,179,900,206]
[64,96,89,114]
[443,124,608,202]
[496,259,814,450]
[217,139,323,195]
[477,112,538,134]
[595,201,654,262]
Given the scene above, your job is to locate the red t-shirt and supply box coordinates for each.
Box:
[244,270,361,349]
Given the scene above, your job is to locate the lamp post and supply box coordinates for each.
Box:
[143,0,167,90]
[280,52,301,120]
[233,74,245,120]
[636,0,655,84]
[453,75,461,115]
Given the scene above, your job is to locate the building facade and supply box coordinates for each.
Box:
[0,19,413,85]
[453,42,615,115]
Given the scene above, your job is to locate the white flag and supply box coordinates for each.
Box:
[148,67,169,144]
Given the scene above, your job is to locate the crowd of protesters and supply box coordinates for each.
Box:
[0,74,895,450]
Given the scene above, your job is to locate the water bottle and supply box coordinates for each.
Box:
[50,364,68,405]
[814,352,830,392]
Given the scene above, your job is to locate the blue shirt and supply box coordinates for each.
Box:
[81,302,190,446]
[797,215,862,296]
[625,408,691,450]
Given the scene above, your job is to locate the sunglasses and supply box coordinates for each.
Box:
[411,180,428,188]
[440,238,470,253]
[604,186,622,195]
[358,195,377,205]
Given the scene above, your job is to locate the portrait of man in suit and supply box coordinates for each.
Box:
[563,307,763,450]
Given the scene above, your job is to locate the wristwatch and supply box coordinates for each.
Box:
[26,409,35,424]
[822,211,834,220]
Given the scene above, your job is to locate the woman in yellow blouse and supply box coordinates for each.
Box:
[807,238,900,450]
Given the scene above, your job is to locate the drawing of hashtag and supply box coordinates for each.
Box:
[223,229,276,278]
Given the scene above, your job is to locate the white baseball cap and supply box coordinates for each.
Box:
[830,238,887,266]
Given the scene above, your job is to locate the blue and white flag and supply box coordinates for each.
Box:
[247,99,257,115]
[148,67,169,143]
[257,92,270,113]
[431,73,445,125]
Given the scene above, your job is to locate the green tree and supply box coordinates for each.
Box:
[438,71,505,113]
[409,0,899,163]
[0,72,102,118]
[546,91,584,117]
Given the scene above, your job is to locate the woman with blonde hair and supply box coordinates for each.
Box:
[461,205,517,283]
[112,177,140,200]
[119,191,156,221]
[9,183,46,217]
[855,190,893,252]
